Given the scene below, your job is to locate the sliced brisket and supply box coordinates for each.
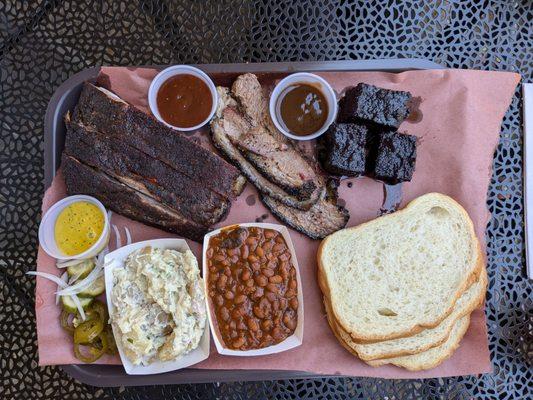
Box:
[72,83,246,199]
[211,88,323,210]
[214,74,322,200]
[262,193,349,240]
[220,106,318,199]
[62,155,208,242]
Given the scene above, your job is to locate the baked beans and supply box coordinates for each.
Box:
[206,226,298,350]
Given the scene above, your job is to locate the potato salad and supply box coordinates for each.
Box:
[111,246,206,365]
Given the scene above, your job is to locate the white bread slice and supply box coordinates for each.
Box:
[348,267,485,360]
[366,315,471,371]
[320,267,486,361]
[318,193,482,342]
[322,297,364,358]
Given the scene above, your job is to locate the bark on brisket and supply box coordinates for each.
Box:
[215,74,322,200]
[261,194,349,240]
[211,114,322,210]
[261,196,350,239]
[220,106,318,199]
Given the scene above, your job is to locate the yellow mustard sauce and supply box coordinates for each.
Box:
[54,201,104,256]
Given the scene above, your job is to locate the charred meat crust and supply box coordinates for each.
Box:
[369,130,417,184]
[318,122,369,177]
[62,155,208,242]
[64,119,231,226]
[337,83,412,128]
[219,106,316,199]
[261,194,349,240]
[240,150,317,199]
[73,82,245,199]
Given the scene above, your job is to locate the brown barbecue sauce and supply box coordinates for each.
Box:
[278,83,328,136]
[156,74,213,128]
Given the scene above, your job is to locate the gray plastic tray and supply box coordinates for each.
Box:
[44,58,443,387]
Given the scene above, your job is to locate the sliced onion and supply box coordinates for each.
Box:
[112,224,122,249]
[26,271,69,288]
[56,259,86,268]
[71,294,86,321]
[68,271,83,284]
[55,262,106,296]
[96,246,108,266]
[56,272,69,305]
[55,268,104,296]
[125,226,132,245]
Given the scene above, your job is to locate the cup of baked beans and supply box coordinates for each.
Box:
[202,223,304,356]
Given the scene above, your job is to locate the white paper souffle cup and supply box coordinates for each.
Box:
[148,65,218,131]
[269,72,337,141]
[38,195,110,260]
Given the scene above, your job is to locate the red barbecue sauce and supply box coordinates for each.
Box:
[156,74,212,128]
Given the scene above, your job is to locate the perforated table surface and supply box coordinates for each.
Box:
[1,1,531,399]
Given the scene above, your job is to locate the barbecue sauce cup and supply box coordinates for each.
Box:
[270,73,337,141]
[149,65,218,131]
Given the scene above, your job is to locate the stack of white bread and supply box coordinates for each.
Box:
[318,193,487,371]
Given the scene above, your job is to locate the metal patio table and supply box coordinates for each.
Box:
[0,1,531,399]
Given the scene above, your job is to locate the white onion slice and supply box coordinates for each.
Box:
[56,259,85,268]
[125,226,132,245]
[56,272,68,305]
[71,294,86,321]
[112,224,121,249]
[68,271,82,284]
[55,268,104,296]
[96,246,108,266]
[26,271,69,288]
[55,262,105,296]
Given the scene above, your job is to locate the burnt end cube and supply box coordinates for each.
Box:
[372,131,417,184]
[319,123,368,176]
[338,83,412,128]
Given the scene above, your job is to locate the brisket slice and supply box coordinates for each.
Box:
[221,106,318,199]
[62,155,208,242]
[64,119,231,226]
[261,190,349,240]
[211,87,324,210]
[218,74,322,200]
[231,72,269,128]
[72,83,246,199]
[211,90,321,210]
[231,73,291,144]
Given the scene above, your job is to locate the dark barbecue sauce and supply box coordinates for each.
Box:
[278,83,328,136]
[156,74,213,128]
